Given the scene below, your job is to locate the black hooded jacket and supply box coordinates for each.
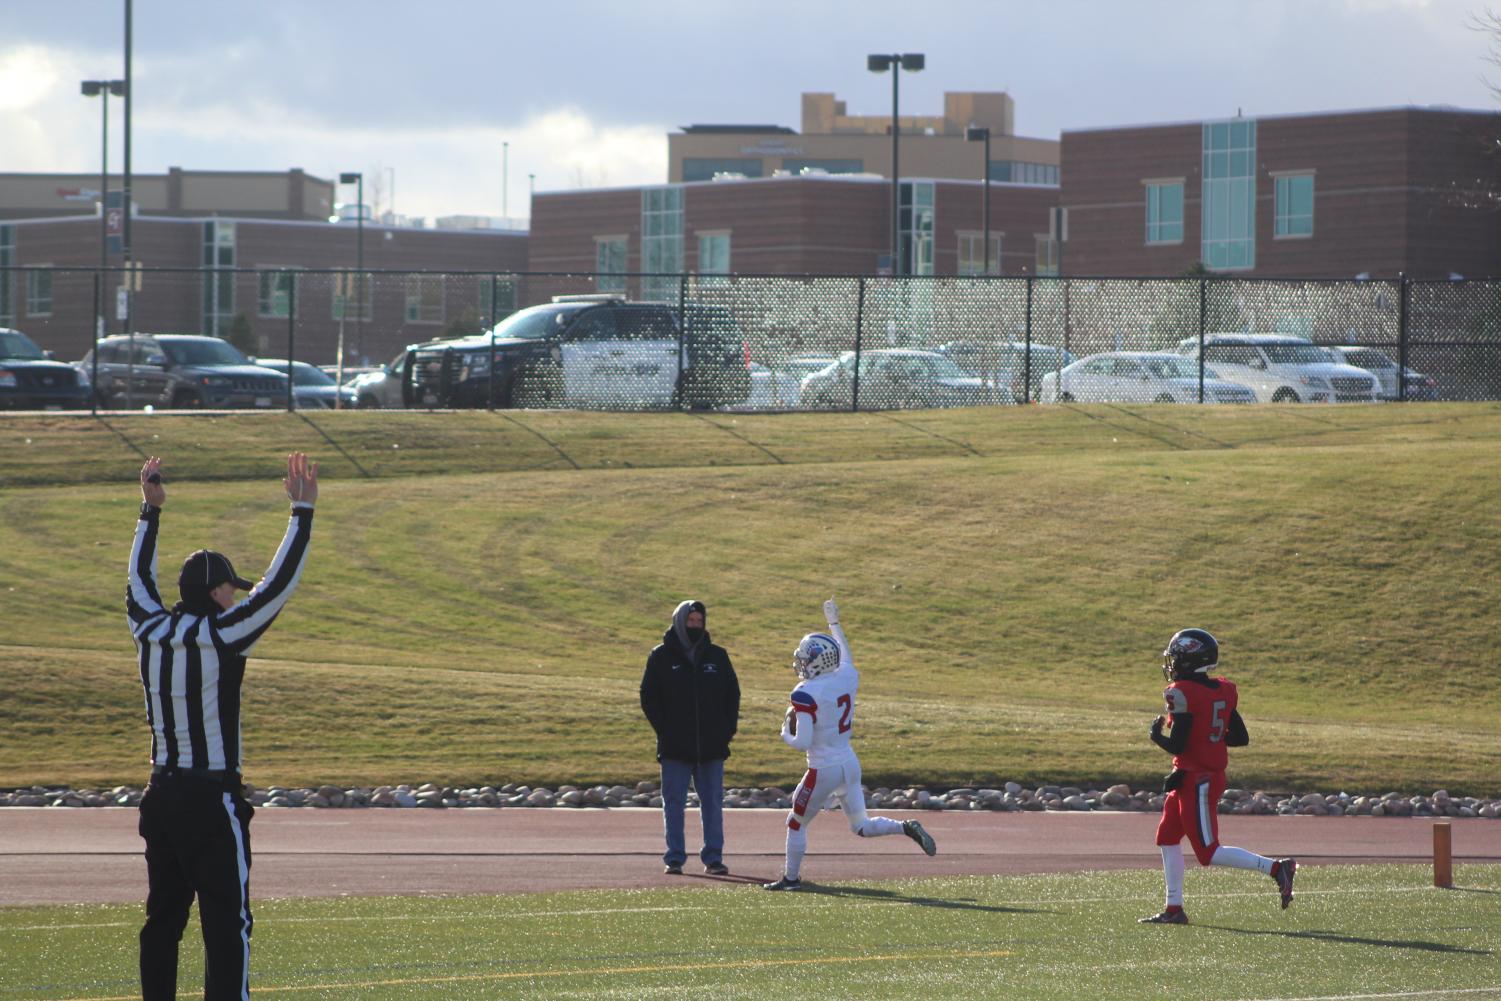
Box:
[640,602,740,763]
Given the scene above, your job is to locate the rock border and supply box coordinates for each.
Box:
[3,781,1497,818]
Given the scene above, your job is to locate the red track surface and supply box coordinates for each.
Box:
[3,808,1498,906]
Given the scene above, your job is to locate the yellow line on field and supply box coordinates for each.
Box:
[34,948,1016,1000]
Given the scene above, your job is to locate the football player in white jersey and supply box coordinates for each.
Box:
[763,598,937,891]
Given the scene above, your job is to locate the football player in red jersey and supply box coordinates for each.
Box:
[1139,628,1297,925]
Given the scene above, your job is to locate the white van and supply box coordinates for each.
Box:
[1175,333,1378,403]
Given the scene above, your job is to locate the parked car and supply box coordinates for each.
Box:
[252,358,358,409]
[77,334,289,409]
[1176,333,1378,403]
[346,348,421,408]
[1038,351,1257,404]
[406,296,751,410]
[798,349,1000,410]
[744,355,839,408]
[1322,345,1438,401]
[937,341,1074,403]
[0,327,91,410]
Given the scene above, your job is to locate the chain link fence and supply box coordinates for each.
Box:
[3,267,1500,411]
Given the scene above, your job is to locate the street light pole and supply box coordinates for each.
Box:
[340,172,364,361]
[966,125,991,275]
[867,52,924,275]
[81,79,125,339]
[502,141,509,219]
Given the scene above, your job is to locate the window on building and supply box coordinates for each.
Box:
[258,269,293,318]
[201,220,236,336]
[0,224,13,325]
[479,276,517,325]
[697,232,731,274]
[596,237,627,294]
[331,273,373,322]
[957,232,1002,276]
[989,162,1060,185]
[899,181,935,276]
[26,268,53,317]
[641,187,684,302]
[682,158,764,182]
[404,275,445,324]
[1035,236,1059,276]
[1274,172,1314,238]
[1201,120,1257,270]
[780,158,864,175]
[1145,180,1184,245]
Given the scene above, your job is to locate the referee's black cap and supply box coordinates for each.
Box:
[180,549,254,598]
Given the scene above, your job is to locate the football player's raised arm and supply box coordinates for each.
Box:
[823,598,852,671]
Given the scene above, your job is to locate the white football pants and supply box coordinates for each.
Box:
[782,756,904,879]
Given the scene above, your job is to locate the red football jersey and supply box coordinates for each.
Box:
[1163,677,1238,773]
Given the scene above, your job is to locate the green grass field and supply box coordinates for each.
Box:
[2,865,1497,1000]
[2,404,1499,793]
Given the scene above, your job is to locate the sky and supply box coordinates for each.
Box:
[3,0,1499,223]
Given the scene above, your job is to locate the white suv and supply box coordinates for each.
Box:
[1176,333,1378,403]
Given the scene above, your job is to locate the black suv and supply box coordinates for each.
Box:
[406,297,750,410]
[1,327,91,410]
[78,334,289,409]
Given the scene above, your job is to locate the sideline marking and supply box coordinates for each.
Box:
[1230,989,1501,1001]
[4,883,1447,933]
[33,948,1016,1001]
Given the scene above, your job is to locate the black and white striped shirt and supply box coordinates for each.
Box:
[127,503,314,774]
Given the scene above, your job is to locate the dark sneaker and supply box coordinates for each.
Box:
[903,819,937,856]
[762,875,802,891]
[663,863,683,875]
[703,862,729,876]
[1273,858,1297,909]
[1138,908,1189,924]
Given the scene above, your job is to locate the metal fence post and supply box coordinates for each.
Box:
[1397,272,1410,403]
[1197,278,1207,404]
[852,277,866,412]
[1023,277,1033,404]
[676,275,688,409]
[285,271,296,412]
[90,270,100,415]
[487,274,498,411]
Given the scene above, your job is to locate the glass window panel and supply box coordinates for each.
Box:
[1292,176,1313,216]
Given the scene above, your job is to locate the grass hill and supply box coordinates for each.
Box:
[1,403,1498,794]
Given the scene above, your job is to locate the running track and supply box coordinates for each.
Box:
[2,808,1498,905]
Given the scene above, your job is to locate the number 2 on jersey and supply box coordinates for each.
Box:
[836,693,853,734]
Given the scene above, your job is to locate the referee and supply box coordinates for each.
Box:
[129,452,317,1001]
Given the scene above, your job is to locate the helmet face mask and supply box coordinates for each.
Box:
[793,633,840,680]
[1161,628,1219,682]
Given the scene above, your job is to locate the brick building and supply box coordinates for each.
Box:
[528,173,1060,295]
[1060,107,1501,280]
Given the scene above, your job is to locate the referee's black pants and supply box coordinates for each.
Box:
[138,775,254,1001]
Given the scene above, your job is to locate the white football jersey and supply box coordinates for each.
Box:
[787,627,859,768]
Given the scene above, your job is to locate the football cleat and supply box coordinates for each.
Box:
[1273,857,1297,908]
[903,820,937,856]
[763,875,803,891]
[1138,908,1189,924]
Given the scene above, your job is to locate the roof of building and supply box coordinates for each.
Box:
[1063,104,1501,135]
[679,124,798,134]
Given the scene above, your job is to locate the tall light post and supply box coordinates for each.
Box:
[867,52,924,275]
[965,125,991,275]
[502,141,509,219]
[80,80,125,279]
[339,172,364,360]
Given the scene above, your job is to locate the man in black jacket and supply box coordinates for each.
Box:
[640,599,740,876]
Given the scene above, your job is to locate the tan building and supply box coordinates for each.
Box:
[668,91,1059,186]
[0,168,334,222]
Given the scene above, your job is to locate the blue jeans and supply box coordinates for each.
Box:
[659,758,725,867]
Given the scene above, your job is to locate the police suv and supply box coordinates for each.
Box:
[406,296,750,410]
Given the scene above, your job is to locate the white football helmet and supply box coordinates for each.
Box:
[793,633,840,679]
